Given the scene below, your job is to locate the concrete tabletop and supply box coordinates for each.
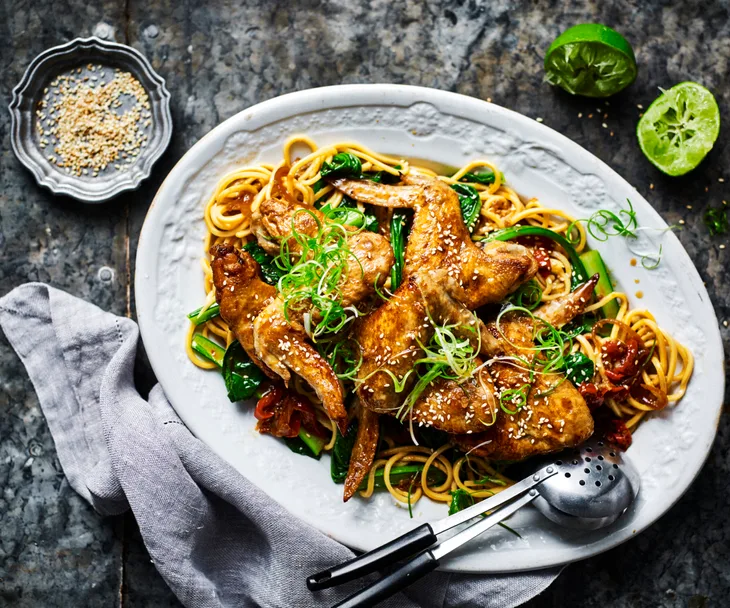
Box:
[1,1,728,606]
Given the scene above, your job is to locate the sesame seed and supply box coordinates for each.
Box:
[35,66,151,177]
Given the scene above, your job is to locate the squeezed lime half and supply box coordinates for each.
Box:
[545,24,637,98]
[637,82,720,176]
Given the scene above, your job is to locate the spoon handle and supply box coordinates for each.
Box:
[333,490,538,608]
[306,523,436,591]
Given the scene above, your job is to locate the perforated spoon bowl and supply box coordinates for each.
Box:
[532,439,641,527]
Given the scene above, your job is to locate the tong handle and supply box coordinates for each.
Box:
[307,523,436,591]
[332,550,439,608]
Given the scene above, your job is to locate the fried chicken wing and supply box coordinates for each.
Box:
[453,371,594,460]
[452,278,599,460]
[354,276,429,414]
[210,244,278,377]
[409,368,498,434]
[254,298,347,432]
[343,402,380,502]
[333,174,538,308]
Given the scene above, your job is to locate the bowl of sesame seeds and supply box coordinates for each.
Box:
[9,36,172,203]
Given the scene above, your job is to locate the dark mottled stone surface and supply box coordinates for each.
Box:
[1,0,728,606]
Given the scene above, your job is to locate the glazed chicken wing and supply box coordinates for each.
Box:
[452,277,599,460]
[210,244,278,377]
[343,401,380,502]
[332,174,538,308]
[339,174,537,431]
[253,298,347,432]
[214,166,394,433]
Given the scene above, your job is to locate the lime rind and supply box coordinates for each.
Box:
[637,82,720,176]
[544,24,637,98]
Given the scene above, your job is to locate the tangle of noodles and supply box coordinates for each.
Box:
[186,135,693,508]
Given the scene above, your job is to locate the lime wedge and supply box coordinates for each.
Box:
[545,24,637,97]
[637,82,720,176]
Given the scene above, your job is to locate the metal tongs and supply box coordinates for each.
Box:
[306,464,559,608]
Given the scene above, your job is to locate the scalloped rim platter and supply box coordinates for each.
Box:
[135,85,723,573]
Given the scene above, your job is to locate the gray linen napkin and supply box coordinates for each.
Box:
[0,283,560,608]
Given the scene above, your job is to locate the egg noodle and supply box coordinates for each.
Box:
[186,135,693,509]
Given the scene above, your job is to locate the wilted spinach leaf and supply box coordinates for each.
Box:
[330,420,358,483]
[451,183,482,233]
[242,241,285,286]
[320,153,362,179]
[459,169,496,185]
[563,352,595,385]
[222,341,265,402]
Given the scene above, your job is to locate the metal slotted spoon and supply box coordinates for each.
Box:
[532,439,641,530]
[308,440,641,608]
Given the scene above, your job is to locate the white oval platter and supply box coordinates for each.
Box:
[135,84,724,573]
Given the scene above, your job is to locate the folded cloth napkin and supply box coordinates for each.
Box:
[0,283,560,608]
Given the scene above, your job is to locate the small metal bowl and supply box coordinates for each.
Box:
[9,36,173,203]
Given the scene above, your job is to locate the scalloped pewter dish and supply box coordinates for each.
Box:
[135,85,723,573]
[9,36,172,203]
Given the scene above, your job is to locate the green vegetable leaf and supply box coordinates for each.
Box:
[331,420,358,483]
[312,179,326,194]
[285,428,325,460]
[320,153,363,179]
[284,436,318,459]
[242,241,285,285]
[451,183,482,233]
[222,341,265,402]
[562,352,595,386]
[448,488,475,515]
[390,210,410,290]
[561,314,597,339]
[459,169,496,185]
[363,170,401,185]
[704,205,728,236]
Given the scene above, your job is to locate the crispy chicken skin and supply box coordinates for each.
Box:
[453,371,594,460]
[343,402,380,502]
[409,368,498,434]
[210,244,278,377]
[340,231,394,308]
[354,276,429,414]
